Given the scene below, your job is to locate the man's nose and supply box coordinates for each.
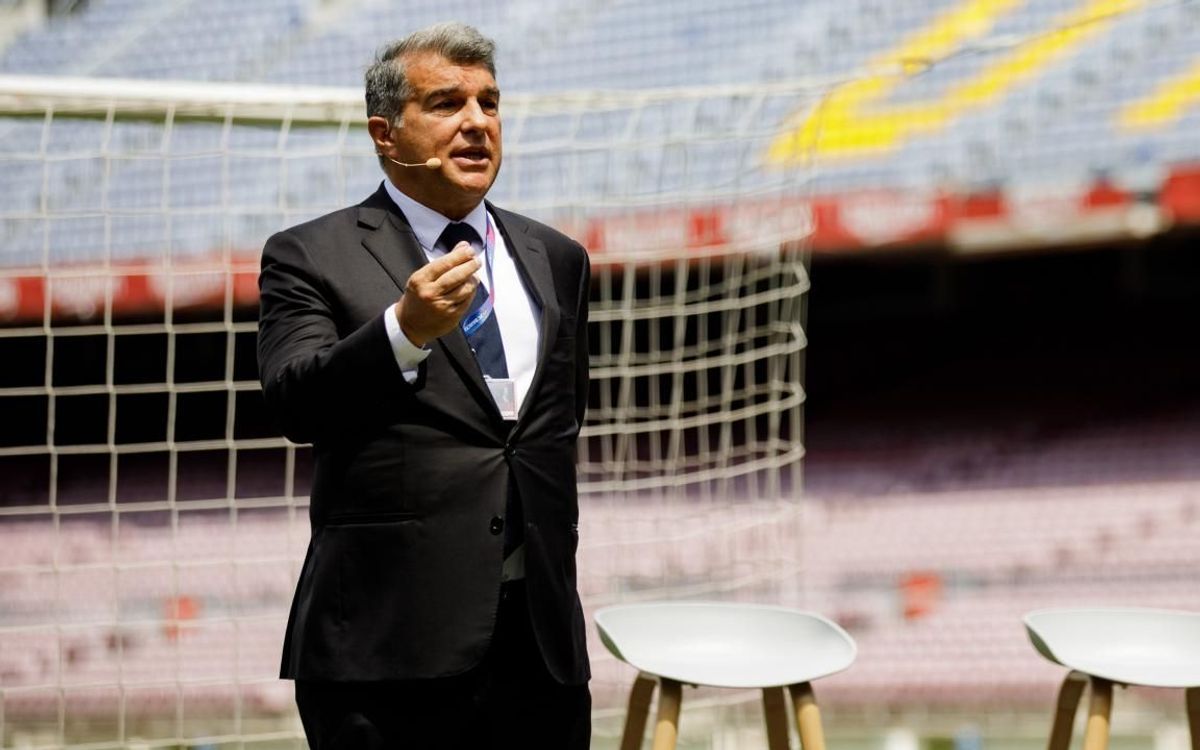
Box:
[460,99,488,131]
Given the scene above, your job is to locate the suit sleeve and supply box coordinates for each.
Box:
[256,229,409,445]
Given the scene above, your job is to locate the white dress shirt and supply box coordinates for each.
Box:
[381,180,542,414]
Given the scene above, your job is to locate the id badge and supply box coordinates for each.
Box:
[484,377,518,421]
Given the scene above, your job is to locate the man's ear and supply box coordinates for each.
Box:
[368,116,394,154]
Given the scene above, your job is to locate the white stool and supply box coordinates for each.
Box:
[1024,607,1200,750]
[595,602,857,750]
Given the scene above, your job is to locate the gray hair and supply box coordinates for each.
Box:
[365,22,497,127]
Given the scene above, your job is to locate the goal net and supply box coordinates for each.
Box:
[0,74,816,746]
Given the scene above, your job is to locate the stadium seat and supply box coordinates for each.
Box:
[594,602,856,750]
[1024,607,1200,750]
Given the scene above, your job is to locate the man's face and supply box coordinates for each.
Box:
[384,52,502,219]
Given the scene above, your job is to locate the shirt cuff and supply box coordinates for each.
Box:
[384,303,431,383]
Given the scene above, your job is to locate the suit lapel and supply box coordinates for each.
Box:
[358,187,425,289]
[489,204,561,427]
[357,186,496,417]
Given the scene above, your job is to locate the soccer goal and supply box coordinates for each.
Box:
[0,73,817,746]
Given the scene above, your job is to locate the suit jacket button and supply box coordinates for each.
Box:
[504,445,515,459]
[489,516,504,535]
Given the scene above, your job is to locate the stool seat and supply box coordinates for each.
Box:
[1025,607,1200,688]
[596,602,856,688]
[595,601,856,749]
[1024,606,1200,750]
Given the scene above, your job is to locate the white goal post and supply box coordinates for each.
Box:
[0,73,816,747]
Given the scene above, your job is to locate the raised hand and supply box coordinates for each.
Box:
[396,243,481,347]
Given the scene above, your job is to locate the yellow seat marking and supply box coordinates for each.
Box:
[769,0,1146,163]
[1118,58,1200,130]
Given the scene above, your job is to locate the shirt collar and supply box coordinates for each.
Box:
[382,179,487,253]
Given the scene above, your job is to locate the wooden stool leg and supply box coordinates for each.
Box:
[620,673,659,750]
[1082,677,1113,750]
[790,682,828,750]
[652,678,683,750]
[763,686,790,750]
[1047,671,1088,750]
[1186,687,1200,750]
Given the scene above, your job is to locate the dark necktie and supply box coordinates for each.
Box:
[435,222,508,379]
[435,221,522,555]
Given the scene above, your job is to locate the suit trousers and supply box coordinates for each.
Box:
[294,580,591,749]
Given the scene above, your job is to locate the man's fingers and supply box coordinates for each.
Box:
[412,248,480,298]
[412,245,477,285]
[435,256,482,295]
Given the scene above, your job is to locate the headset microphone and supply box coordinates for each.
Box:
[380,154,442,169]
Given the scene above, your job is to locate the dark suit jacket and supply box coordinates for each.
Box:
[257,184,590,685]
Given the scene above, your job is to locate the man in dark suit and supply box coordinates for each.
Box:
[256,22,591,749]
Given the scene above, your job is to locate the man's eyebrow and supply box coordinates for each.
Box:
[423,86,462,101]
[422,85,501,102]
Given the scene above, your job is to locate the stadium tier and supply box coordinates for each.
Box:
[6,469,1200,715]
[2,0,1200,278]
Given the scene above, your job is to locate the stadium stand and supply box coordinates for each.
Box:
[5,439,1200,711]
[2,0,1200,268]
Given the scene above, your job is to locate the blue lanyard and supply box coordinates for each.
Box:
[459,215,496,338]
